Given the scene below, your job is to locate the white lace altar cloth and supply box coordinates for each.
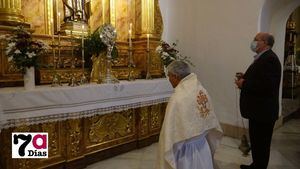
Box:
[0,79,173,131]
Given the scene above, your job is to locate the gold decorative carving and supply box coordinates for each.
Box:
[154,0,163,38]
[150,104,161,131]
[139,106,149,136]
[113,56,127,67]
[112,67,141,80]
[42,122,59,156]
[0,104,166,169]
[15,159,32,169]
[38,68,89,84]
[13,125,31,132]
[7,61,21,74]
[66,119,82,158]
[88,111,134,143]
[149,49,164,76]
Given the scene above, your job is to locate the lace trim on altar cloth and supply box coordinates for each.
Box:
[0,97,169,131]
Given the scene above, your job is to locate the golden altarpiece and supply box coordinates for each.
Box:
[0,0,169,168]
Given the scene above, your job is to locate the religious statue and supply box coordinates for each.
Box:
[62,0,90,22]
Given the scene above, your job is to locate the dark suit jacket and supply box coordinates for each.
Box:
[240,49,282,122]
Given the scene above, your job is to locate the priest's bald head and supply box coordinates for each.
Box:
[167,60,191,88]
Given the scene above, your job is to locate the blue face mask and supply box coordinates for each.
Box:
[250,41,257,53]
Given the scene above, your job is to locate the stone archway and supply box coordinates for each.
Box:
[259,0,300,121]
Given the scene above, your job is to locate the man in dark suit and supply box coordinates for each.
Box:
[235,32,282,169]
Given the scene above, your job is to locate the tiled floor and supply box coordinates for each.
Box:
[86,118,300,169]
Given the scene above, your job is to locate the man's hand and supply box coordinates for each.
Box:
[236,72,244,80]
[235,78,245,89]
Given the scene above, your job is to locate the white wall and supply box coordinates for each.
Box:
[159,0,300,126]
[259,0,300,121]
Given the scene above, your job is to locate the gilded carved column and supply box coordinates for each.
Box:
[66,119,83,159]
[154,0,163,38]
[89,0,110,31]
[0,0,29,27]
[102,0,110,24]
[135,0,162,39]
[109,0,115,26]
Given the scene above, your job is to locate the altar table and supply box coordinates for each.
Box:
[0,79,173,169]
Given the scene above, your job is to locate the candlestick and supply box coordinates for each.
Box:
[80,25,87,84]
[51,19,62,87]
[70,30,74,68]
[57,12,61,67]
[57,29,61,68]
[51,19,56,68]
[146,34,151,79]
[147,34,150,51]
[69,30,79,86]
[51,18,55,66]
[128,23,135,81]
[81,25,85,58]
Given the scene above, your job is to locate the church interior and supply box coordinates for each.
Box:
[0,0,300,169]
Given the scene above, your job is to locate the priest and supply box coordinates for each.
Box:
[156,60,223,169]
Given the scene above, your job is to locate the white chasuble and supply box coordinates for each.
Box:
[156,73,223,169]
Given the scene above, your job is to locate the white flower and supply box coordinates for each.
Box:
[162,52,169,57]
[26,52,36,58]
[6,42,14,53]
[156,46,162,53]
[7,56,13,62]
[8,42,16,48]
[14,49,21,54]
[2,26,49,70]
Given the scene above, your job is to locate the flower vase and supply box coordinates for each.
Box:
[24,67,35,90]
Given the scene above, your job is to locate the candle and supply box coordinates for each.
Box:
[147,34,150,51]
[51,19,56,69]
[51,19,54,43]
[129,23,132,48]
[57,12,61,32]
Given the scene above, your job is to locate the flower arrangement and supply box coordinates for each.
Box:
[83,27,106,57]
[83,24,118,59]
[0,26,49,73]
[156,40,193,67]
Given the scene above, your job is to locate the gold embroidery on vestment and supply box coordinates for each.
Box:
[197,90,210,118]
